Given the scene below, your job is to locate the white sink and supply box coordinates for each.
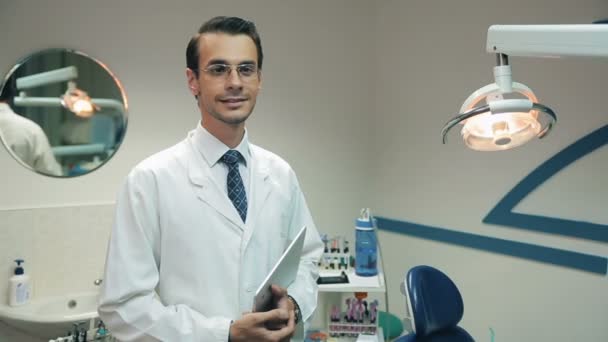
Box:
[0,291,99,339]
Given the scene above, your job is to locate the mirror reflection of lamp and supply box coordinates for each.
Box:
[13,66,102,118]
[61,81,99,118]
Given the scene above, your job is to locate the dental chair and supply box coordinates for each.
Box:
[395,265,474,342]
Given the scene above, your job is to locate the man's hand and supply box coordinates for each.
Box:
[229,308,295,342]
[271,285,294,314]
[265,285,295,331]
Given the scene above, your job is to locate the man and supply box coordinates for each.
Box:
[0,92,62,176]
[98,16,324,341]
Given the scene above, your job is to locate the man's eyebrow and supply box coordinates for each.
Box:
[206,59,228,66]
[206,59,256,66]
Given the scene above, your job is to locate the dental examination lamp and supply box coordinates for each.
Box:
[441,23,608,151]
[13,66,124,118]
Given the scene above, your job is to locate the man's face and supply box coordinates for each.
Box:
[187,33,261,127]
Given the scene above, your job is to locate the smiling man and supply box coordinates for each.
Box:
[98,16,323,341]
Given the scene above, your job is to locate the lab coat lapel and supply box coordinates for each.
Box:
[188,147,246,231]
[242,157,272,251]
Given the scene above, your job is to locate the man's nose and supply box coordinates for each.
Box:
[225,68,243,89]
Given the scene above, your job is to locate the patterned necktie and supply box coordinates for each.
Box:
[221,150,247,223]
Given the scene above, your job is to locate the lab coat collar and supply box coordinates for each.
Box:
[187,123,271,234]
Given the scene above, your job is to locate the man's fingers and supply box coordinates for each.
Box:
[286,308,295,330]
[271,284,287,297]
[270,309,296,341]
[256,308,289,324]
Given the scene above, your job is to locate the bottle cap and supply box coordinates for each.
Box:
[14,259,24,275]
[356,208,374,229]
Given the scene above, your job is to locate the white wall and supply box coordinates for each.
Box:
[0,0,374,340]
[0,0,374,218]
[372,0,608,341]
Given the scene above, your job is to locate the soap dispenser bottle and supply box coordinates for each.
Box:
[9,259,31,306]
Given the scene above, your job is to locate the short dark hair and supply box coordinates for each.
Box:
[186,16,263,77]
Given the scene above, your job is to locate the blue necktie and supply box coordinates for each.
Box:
[221,150,247,223]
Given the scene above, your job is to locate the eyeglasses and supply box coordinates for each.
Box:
[201,63,259,81]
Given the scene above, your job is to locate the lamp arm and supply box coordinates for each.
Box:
[486,24,608,59]
[13,95,124,117]
[15,66,78,90]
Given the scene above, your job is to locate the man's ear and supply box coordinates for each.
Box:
[257,71,263,90]
[186,68,199,96]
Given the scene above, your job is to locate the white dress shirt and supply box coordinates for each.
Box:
[98,122,324,341]
[196,123,250,202]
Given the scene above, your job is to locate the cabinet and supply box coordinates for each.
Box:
[311,248,389,342]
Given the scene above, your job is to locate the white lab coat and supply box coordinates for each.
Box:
[0,103,62,176]
[98,127,324,341]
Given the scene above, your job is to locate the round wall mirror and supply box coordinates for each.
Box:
[0,49,127,177]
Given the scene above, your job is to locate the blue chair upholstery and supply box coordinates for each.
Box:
[395,266,474,342]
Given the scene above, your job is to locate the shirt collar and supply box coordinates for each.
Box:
[193,121,250,168]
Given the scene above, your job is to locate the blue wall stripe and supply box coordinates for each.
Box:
[376,216,608,275]
[484,213,608,242]
[484,124,608,242]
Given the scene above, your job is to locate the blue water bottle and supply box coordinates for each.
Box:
[355,208,378,276]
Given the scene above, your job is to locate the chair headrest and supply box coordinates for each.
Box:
[406,265,464,337]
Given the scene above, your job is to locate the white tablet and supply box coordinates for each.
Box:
[252,225,307,312]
